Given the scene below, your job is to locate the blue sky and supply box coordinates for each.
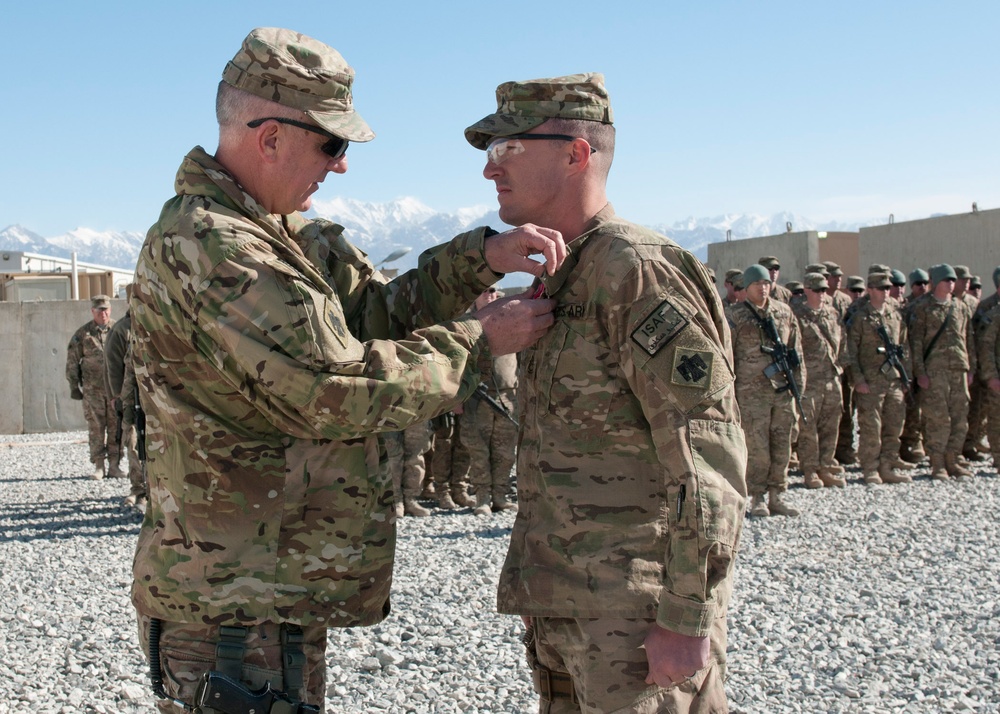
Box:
[2,1,997,237]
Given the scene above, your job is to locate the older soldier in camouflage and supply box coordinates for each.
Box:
[460,288,519,516]
[131,28,567,712]
[730,264,805,518]
[66,295,121,480]
[467,73,747,713]
[104,291,147,509]
[793,273,846,488]
[846,273,913,485]
[908,264,977,479]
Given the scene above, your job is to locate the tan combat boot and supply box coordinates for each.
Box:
[878,463,912,484]
[863,470,882,485]
[451,486,477,509]
[107,461,126,479]
[803,472,824,489]
[403,499,431,517]
[749,494,769,518]
[767,489,799,517]
[928,453,949,480]
[492,487,517,512]
[945,453,973,479]
[91,458,106,480]
[437,491,459,510]
[823,463,845,475]
[473,489,492,517]
[817,469,847,488]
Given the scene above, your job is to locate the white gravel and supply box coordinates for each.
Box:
[1,432,998,713]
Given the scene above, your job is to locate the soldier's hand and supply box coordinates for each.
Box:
[483,225,566,278]
[917,375,930,390]
[70,386,83,401]
[989,378,1000,393]
[476,296,557,356]
[643,624,710,688]
[855,381,871,395]
[967,372,975,388]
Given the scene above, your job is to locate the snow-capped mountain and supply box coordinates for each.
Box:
[0,201,875,273]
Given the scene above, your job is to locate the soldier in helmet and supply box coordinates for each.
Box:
[899,268,931,463]
[66,295,122,481]
[908,264,977,479]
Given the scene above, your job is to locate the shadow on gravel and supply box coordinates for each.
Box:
[420,526,513,541]
[0,496,141,543]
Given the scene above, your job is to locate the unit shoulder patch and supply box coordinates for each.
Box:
[631,299,689,356]
[672,348,714,388]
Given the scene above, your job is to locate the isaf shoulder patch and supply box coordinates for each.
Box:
[672,348,714,388]
[631,299,689,356]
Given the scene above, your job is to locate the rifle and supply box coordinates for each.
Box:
[875,322,914,405]
[754,312,806,422]
[473,384,519,427]
[134,389,147,462]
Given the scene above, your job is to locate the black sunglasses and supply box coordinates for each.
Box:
[912,281,928,287]
[247,117,349,159]
[850,288,865,294]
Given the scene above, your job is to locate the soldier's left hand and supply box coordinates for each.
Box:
[967,372,975,388]
[643,624,710,688]
[989,378,1000,393]
[483,224,566,278]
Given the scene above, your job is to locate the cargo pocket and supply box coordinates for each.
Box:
[689,419,747,547]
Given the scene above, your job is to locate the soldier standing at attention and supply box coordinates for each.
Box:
[130,28,566,710]
[976,290,1000,469]
[466,73,747,712]
[846,273,913,485]
[908,264,977,480]
[66,294,122,481]
[822,261,853,321]
[723,268,742,307]
[731,264,806,517]
[759,255,792,303]
[900,268,931,463]
[793,273,846,488]
[953,265,987,461]
[460,288,519,516]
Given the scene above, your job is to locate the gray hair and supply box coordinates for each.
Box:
[216,81,299,129]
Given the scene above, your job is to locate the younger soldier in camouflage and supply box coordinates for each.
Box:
[908,264,977,479]
[723,268,742,307]
[793,273,846,488]
[427,412,476,510]
[976,299,1000,467]
[759,256,792,303]
[730,264,805,518]
[132,28,567,712]
[846,273,913,484]
[460,288,519,516]
[899,268,932,463]
[822,262,853,322]
[467,73,747,712]
[66,295,120,480]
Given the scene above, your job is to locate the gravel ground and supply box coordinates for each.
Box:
[1,432,998,713]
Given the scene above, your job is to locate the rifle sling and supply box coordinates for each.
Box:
[922,301,955,363]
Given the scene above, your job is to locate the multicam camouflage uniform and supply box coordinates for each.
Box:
[730,297,805,499]
[791,295,844,481]
[965,290,998,458]
[908,294,976,476]
[976,303,1000,465]
[846,298,911,481]
[104,312,146,501]
[131,146,497,641]
[427,412,474,508]
[459,352,518,513]
[500,206,746,711]
[66,314,119,472]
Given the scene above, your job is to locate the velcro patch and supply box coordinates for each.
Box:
[631,299,689,356]
[555,303,585,319]
[672,348,714,388]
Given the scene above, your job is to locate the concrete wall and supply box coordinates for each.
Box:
[860,208,1000,279]
[707,231,819,291]
[0,298,126,434]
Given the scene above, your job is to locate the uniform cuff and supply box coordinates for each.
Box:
[656,592,719,638]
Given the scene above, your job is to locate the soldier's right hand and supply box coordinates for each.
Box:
[70,386,84,401]
[476,296,557,356]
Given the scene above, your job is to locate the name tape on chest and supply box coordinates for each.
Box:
[631,299,689,357]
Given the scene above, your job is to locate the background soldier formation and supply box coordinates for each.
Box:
[724,256,1000,518]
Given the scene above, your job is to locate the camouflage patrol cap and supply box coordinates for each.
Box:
[929,263,957,285]
[953,265,971,279]
[724,268,743,283]
[890,269,907,286]
[785,280,804,292]
[803,272,829,291]
[91,294,110,309]
[868,272,892,289]
[993,266,1000,288]
[847,275,866,291]
[222,27,374,142]
[758,256,780,269]
[743,264,771,286]
[909,268,930,284]
[804,263,829,276]
[464,73,613,150]
[822,261,844,276]
[970,275,982,289]
[731,273,746,290]
[867,263,891,274]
